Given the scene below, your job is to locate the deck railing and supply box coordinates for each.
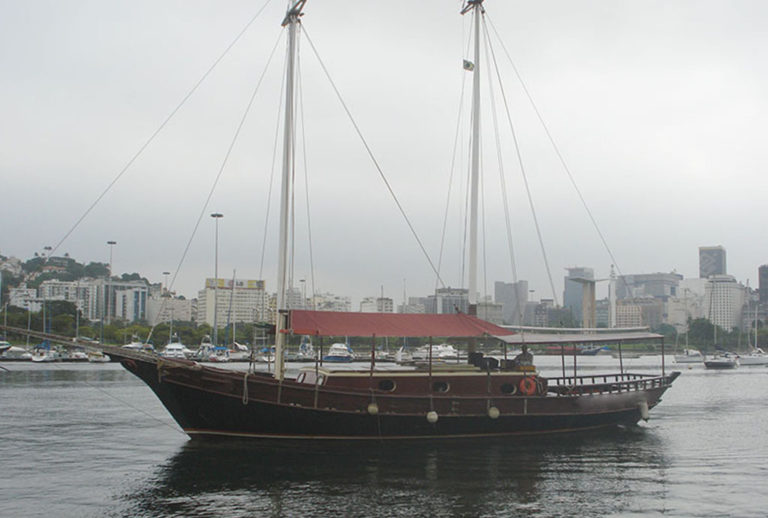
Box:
[547,372,668,396]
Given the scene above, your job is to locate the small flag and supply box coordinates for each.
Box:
[463,59,475,71]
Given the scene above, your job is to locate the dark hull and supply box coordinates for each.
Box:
[113,351,679,440]
[704,361,738,369]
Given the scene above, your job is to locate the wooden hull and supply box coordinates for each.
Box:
[113,351,679,440]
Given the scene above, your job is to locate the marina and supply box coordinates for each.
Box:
[1,358,766,517]
[3,0,768,515]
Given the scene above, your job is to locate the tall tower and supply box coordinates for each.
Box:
[563,267,594,325]
[759,265,768,304]
[699,246,726,278]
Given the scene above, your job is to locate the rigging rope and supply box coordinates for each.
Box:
[301,27,446,289]
[146,30,284,345]
[258,50,288,285]
[297,43,318,308]
[486,14,629,291]
[46,0,276,260]
[482,15,560,306]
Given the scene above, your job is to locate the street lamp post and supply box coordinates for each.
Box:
[106,241,117,326]
[42,246,52,333]
[211,213,223,346]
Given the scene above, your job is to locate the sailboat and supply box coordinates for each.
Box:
[738,305,768,366]
[109,0,678,440]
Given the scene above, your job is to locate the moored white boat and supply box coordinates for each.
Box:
[737,348,768,366]
[1,345,33,361]
[161,342,194,359]
[412,343,459,361]
[674,348,704,364]
[323,343,355,363]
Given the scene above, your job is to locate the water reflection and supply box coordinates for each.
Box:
[124,427,669,517]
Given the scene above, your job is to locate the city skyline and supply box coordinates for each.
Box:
[3,1,768,308]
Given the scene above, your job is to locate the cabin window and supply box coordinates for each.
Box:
[500,383,517,394]
[378,379,396,392]
[432,381,450,393]
[298,371,325,385]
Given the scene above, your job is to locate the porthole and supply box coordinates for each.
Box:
[432,381,450,393]
[500,383,517,395]
[378,379,396,392]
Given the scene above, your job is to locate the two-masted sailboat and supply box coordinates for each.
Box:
[108,0,679,440]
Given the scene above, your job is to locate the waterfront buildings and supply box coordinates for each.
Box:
[311,292,351,312]
[759,264,768,304]
[146,295,196,326]
[615,272,682,299]
[703,275,745,330]
[425,287,469,315]
[494,280,528,324]
[699,245,727,278]
[360,297,394,313]
[196,278,268,326]
[563,267,594,324]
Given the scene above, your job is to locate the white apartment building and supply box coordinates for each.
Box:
[360,297,394,313]
[703,275,745,330]
[311,292,351,312]
[38,279,100,320]
[197,278,268,326]
[8,284,41,312]
[146,296,196,326]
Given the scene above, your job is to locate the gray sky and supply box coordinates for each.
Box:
[2,0,768,305]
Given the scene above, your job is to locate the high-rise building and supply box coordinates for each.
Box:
[563,267,594,324]
[360,297,393,313]
[759,265,768,304]
[703,274,745,330]
[425,287,469,315]
[699,246,726,278]
[494,280,528,324]
[196,278,268,326]
[615,272,682,300]
[146,296,196,325]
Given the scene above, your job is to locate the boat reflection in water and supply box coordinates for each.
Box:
[124,428,669,517]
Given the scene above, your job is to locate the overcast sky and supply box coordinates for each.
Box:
[2,0,768,306]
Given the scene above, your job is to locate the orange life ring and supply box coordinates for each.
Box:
[519,377,537,396]
[122,359,137,371]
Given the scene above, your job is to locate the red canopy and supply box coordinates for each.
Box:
[287,310,512,338]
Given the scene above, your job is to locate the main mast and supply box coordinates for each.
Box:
[462,0,484,316]
[275,0,306,381]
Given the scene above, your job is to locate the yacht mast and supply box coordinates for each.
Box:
[275,0,306,381]
[462,0,484,316]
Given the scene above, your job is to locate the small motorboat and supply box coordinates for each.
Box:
[323,343,355,363]
[704,352,739,369]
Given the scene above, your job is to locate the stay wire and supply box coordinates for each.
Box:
[483,15,560,306]
[297,38,318,308]
[46,0,276,259]
[483,22,524,326]
[48,361,186,436]
[302,27,446,289]
[482,18,526,327]
[487,14,628,287]
[258,49,288,282]
[435,11,473,293]
[146,29,284,345]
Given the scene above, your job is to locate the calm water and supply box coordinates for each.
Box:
[1,358,767,517]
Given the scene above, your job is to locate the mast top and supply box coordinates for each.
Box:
[460,0,484,15]
[282,0,307,27]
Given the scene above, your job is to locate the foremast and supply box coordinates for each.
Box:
[461,0,484,316]
[275,0,306,381]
